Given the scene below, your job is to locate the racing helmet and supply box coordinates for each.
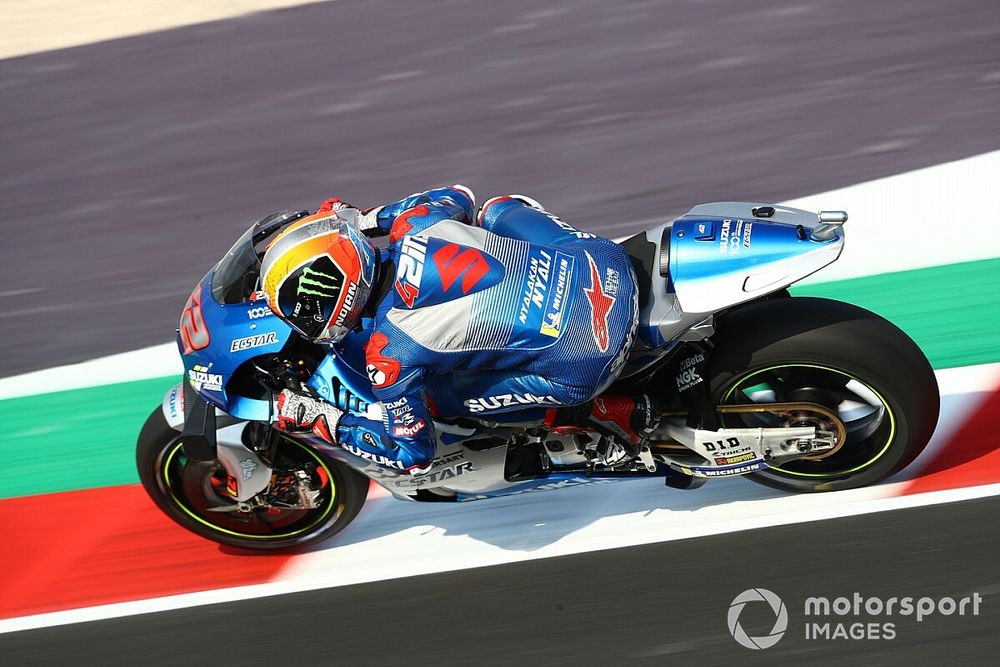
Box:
[260,209,377,343]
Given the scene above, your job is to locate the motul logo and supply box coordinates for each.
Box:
[392,420,427,437]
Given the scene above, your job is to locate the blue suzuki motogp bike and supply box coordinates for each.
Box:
[136,203,939,550]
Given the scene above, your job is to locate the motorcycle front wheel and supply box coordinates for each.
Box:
[136,408,370,550]
[707,297,939,492]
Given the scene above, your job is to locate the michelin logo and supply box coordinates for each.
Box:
[693,461,765,477]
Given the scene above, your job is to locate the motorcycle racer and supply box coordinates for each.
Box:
[261,186,656,474]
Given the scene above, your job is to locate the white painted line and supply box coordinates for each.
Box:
[787,150,1000,284]
[2,481,997,634]
[0,342,181,400]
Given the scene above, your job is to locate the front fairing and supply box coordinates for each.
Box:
[178,269,294,421]
[177,210,377,420]
[179,269,378,420]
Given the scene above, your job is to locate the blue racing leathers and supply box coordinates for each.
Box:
[335,187,638,473]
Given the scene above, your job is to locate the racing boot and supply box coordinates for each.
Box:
[588,395,659,450]
[546,395,661,467]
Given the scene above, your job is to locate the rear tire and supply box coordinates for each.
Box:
[137,408,370,550]
[707,297,939,492]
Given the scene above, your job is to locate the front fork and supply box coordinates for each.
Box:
[162,382,274,502]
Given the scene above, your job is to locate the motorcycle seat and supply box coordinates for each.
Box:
[619,229,659,310]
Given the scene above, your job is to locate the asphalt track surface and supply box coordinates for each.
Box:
[3,496,998,664]
[2,0,1000,375]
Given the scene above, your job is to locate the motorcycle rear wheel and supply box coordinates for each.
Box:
[707,297,939,492]
[136,408,370,550]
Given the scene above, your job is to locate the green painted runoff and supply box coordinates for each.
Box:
[791,257,1000,370]
[0,376,179,499]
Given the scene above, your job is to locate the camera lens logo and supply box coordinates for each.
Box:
[728,588,788,650]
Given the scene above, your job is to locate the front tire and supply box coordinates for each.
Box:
[707,297,939,492]
[137,408,370,550]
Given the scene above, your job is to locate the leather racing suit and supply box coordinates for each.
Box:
[329,187,640,473]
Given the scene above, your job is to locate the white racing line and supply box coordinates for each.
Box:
[2,151,999,633]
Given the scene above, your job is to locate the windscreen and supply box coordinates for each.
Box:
[211,210,310,305]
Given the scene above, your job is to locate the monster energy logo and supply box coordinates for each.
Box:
[296,267,342,298]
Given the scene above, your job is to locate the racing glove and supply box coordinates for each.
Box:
[317,197,384,236]
[275,389,344,444]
